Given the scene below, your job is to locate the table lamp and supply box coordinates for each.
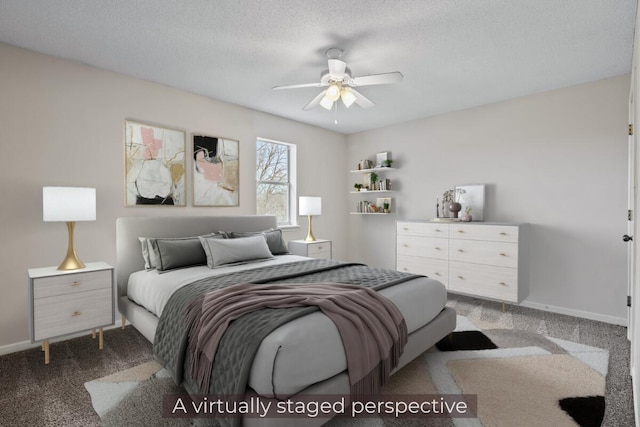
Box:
[299,196,321,242]
[43,187,96,270]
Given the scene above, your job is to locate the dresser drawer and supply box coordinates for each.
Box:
[449,224,519,243]
[307,242,331,258]
[33,287,113,341]
[396,255,448,286]
[449,239,518,268]
[397,222,448,238]
[397,236,448,260]
[33,269,112,299]
[449,262,518,302]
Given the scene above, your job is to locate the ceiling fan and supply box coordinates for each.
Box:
[272,48,403,111]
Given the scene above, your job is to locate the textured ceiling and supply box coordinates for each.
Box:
[0,0,636,134]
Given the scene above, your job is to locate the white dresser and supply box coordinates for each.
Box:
[396,221,528,303]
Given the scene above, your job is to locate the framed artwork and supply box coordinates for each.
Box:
[124,120,186,206]
[376,151,391,167]
[455,184,485,221]
[192,134,239,206]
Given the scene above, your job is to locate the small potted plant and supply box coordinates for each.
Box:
[353,183,363,192]
[382,159,393,168]
[383,201,390,213]
[370,172,378,190]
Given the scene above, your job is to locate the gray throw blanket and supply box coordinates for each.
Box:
[185,282,408,398]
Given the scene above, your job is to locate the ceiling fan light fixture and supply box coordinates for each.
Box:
[319,96,334,110]
[340,88,357,108]
[326,84,341,102]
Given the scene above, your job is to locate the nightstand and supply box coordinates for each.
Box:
[28,262,115,364]
[288,239,332,259]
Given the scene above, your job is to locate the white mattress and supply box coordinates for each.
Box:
[128,256,447,397]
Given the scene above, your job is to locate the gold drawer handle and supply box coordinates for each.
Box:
[435,247,441,250]
[457,230,465,233]
[70,281,81,287]
[457,249,464,253]
[317,246,323,250]
[435,272,441,276]
[403,244,409,247]
[457,275,464,279]
[499,253,507,257]
[500,232,508,236]
[499,282,507,286]
[403,227,409,231]
[435,229,442,232]
[71,311,82,317]
[403,267,408,271]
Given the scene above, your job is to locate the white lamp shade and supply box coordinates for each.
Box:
[341,88,357,108]
[43,187,96,222]
[299,196,322,216]
[319,96,334,110]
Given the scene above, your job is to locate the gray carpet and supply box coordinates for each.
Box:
[0,295,634,426]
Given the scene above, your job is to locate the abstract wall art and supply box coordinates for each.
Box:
[124,120,186,206]
[192,134,239,206]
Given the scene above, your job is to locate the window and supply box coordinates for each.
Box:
[256,138,296,225]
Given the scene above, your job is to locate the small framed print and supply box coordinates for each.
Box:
[376,151,391,167]
[124,120,186,206]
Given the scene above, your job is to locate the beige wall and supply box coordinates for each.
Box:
[0,43,348,348]
[347,75,630,323]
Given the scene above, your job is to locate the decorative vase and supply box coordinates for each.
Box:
[448,202,462,218]
[461,213,472,222]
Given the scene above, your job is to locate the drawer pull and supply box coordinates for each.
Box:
[435,272,441,276]
[457,275,465,280]
[435,247,441,250]
[403,267,408,271]
[435,229,442,232]
[70,281,81,287]
[500,232,508,236]
[457,249,464,253]
[71,311,82,317]
[403,244,409,247]
[498,282,507,286]
[317,246,323,250]
[457,230,465,234]
[403,227,409,231]
[499,253,507,257]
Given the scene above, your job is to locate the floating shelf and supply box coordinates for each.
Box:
[349,167,396,173]
[350,190,395,194]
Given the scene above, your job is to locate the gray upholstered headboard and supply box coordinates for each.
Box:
[115,215,278,302]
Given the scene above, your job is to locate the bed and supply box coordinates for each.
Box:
[116,215,456,426]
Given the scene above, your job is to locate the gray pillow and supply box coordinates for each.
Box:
[230,228,289,255]
[199,234,274,268]
[147,232,226,272]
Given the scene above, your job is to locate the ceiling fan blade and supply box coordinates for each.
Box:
[273,82,325,90]
[350,88,375,109]
[328,59,347,79]
[302,90,327,110]
[350,71,404,87]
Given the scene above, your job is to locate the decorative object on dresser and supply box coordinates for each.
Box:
[396,221,529,306]
[455,184,485,221]
[42,187,96,271]
[28,262,115,364]
[288,239,332,259]
[299,196,322,241]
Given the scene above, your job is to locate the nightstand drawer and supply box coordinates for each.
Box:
[307,242,331,258]
[33,287,113,341]
[33,270,112,299]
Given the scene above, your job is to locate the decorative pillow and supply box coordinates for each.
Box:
[138,237,155,269]
[199,234,274,268]
[147,232,226,272]
[229,228,289,255]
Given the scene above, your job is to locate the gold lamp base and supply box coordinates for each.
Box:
[57,222,86,271]
[304,215,316,242]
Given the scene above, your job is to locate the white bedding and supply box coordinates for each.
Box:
[128,255,447,397]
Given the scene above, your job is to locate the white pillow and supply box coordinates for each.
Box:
[199,234,274,268]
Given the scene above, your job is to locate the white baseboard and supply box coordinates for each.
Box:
[0,322,125,357]
[520,301,627,326]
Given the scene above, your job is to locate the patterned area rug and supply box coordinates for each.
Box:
[85,316,608,427]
